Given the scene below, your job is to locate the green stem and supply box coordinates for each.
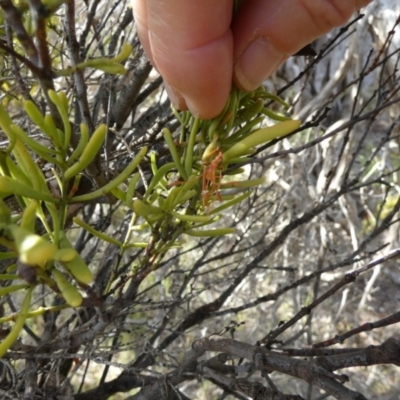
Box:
[184,117,200,177]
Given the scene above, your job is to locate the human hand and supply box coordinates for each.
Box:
[132,0,372,119]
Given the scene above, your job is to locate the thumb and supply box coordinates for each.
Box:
[132,0,233,119]
[233,0,372,91]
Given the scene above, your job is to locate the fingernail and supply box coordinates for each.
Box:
[234,38,286,91]
[184,97,202,118]
[166,84,202,118]
[165,84,186,110]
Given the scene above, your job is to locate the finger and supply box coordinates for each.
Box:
[132,0,154,64]
[135,0,234,119]
[233,0,373,91]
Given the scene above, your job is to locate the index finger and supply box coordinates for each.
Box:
[232,0,372,90]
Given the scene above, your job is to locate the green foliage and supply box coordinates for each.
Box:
[0,80,299,356]
[0,0,301,365]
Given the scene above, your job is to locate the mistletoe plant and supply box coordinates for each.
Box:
[0,0,300,359]
[0,77,300,356]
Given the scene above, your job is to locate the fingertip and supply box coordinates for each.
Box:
[233,38,287,91]
[142,1,233,120]
[164,84,187,111]
[232,0,366,91]
[185,94,228,120]
[165,82,230,120]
